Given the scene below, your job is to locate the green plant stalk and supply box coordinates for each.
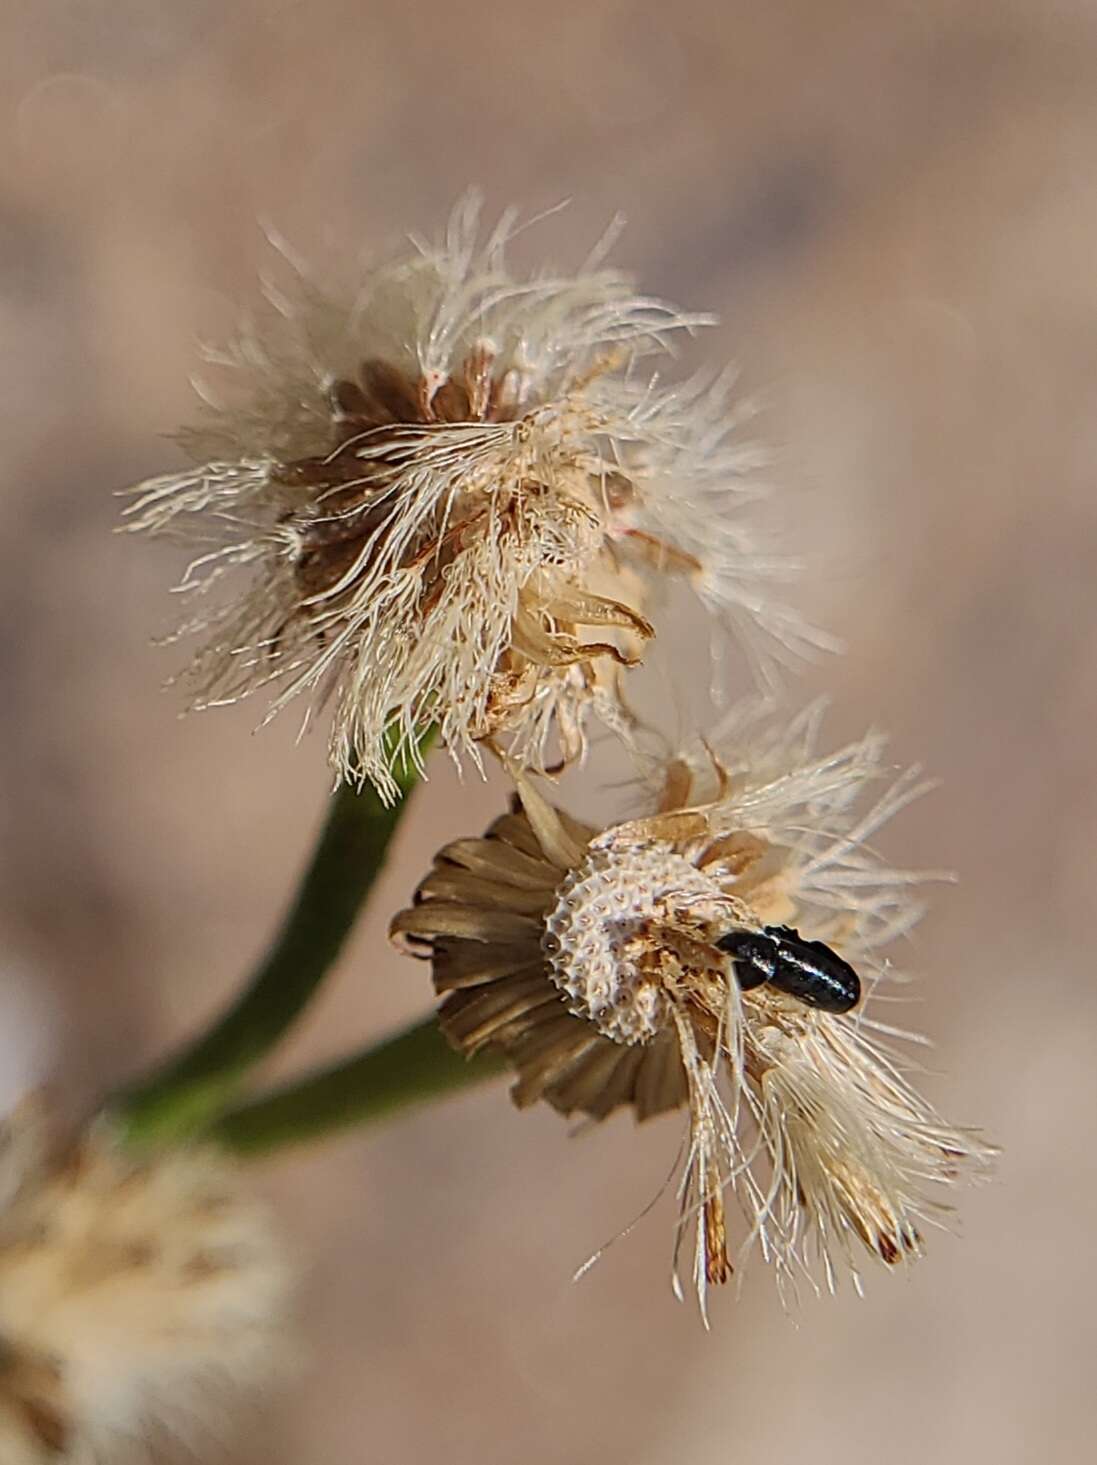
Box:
[114,732,434,1146]
[206,1018,506,1156]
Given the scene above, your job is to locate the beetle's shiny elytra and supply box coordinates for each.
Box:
[716,924,861,1014]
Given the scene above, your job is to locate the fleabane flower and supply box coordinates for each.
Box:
[391,706,993,1316]
[123,197,817,800]
[0,1102,292,1462]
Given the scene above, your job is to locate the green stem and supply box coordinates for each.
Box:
[114,731,434,1146]
[206,1019,505,1156]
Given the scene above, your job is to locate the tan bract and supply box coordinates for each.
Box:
[123,198,819,800]
[0,1103,292,1463]
[391,707,994,1317]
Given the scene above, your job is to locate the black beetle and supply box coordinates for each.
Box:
[715,924,861,1014]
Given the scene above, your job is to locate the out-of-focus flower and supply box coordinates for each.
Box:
[392,706,993,1315]
[0,1101,292,1462]
[123,197,818,800]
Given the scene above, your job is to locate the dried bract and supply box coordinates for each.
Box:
[392,707,993,1315]
[0,1103,292,1462]
[123,198,815,799]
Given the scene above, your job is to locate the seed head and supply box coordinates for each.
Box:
[392,705,994,1316]
[0,1102,292,1462]
[123,197,817,800]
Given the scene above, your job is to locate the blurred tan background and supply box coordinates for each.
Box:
[2,1,1096,1461]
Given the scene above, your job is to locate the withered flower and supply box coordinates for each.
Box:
[124,198,816,799]
[0,1102,292,1462]
[392,707,993,1315]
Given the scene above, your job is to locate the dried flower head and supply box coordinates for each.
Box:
[0,1102,292,1462]
[123,197,818,799]
[392,706,993,1315]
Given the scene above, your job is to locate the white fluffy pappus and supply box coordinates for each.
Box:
[0,1103,293,1463]
[122,196,822,800]
[391,705,994,1319]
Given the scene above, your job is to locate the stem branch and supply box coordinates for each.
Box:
[207,1019,505,1156]
[114,734,432,1145]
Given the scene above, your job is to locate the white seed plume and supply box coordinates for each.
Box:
[392,706,994,1317]
[0,1103,293,1462]
[123,197,819,799]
